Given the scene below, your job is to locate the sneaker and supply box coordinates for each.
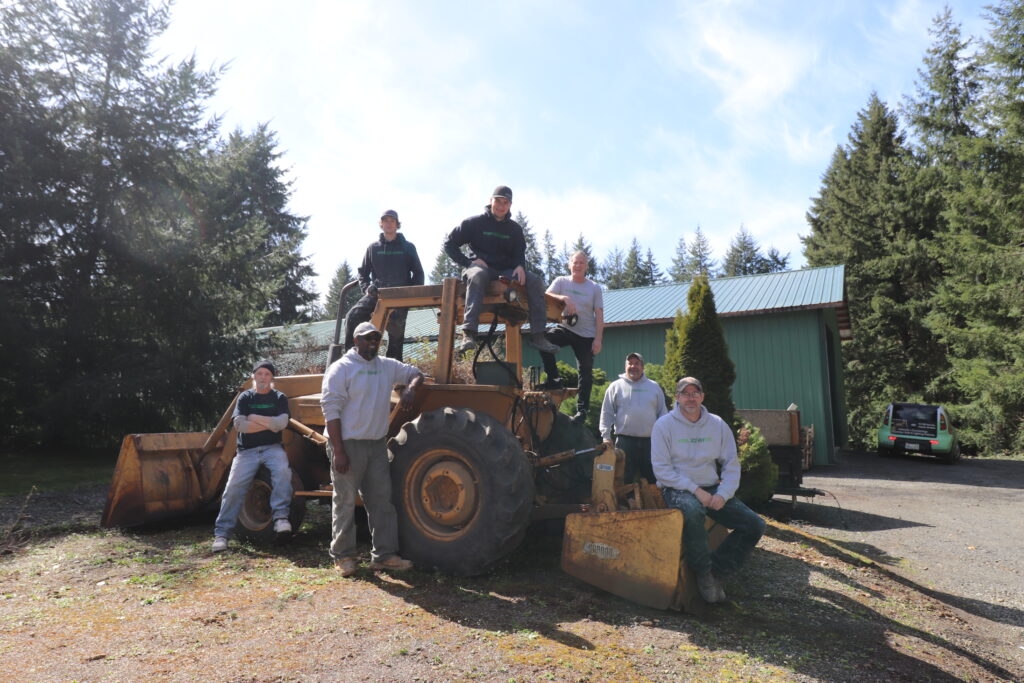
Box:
[528,333,559,354]
[211,537,228,553]
[334,557,359,577]
[457,331,478,353]
[536,377,565,390]
[273,518,292,534]
[570,410,588,425]
[696,571,720,603]
[369,555,414,571]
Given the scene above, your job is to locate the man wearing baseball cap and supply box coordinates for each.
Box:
[343,209,424,361]
[650,376,766,604]
[212,360,294,552]
[442,186,558,354]
[321,321,424,576]
[599,352,668,484]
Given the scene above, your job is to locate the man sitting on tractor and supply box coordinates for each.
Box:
[443,185,558,355]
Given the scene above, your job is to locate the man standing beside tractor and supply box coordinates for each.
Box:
[212,360,293,552]
[321,321,424,576]
[443,185,558,355]
[651,377,766,604]
[537,250,605,424]
[599,352,667,484]
[344,209,424,361]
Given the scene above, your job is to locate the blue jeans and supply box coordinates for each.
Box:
[661,485,766,576]
[213,443,293,539]
[462,265,548,336]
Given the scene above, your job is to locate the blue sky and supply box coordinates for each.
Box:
[155,0,989,303]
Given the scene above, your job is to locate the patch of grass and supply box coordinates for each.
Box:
[0,451,114,496]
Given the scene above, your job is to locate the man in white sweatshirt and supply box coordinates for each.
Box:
[651,377,766,603]
[599,352,667,484]
[321,321,424,577]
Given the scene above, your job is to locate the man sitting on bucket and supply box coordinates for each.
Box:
[651,377,766,603]
[212,360,293,552]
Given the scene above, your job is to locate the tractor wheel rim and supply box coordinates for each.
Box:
[404,448,481,540]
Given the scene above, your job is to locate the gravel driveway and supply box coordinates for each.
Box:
[789,452,1024,634]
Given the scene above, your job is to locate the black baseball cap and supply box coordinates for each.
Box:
[491,185,513,201]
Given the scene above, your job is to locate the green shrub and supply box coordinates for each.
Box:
[734,421,778,507]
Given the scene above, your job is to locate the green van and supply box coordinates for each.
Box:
[877,403,960,463]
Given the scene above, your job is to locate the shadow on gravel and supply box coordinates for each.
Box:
[806,451,1024,490]
[786,499,932,534]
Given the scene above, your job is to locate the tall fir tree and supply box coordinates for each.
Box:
[542,229,560,282]
[924,0,1024,451]
[803,93,944,447]
[429,248,462,284]
[622,238,645,288]
[642,248,663,285]
[661,275,736,428]
[721,226,765,276]
[669,235,691,282]
[515,211,544,274]
[601,247,627,289]
[322,260,357,321]
[686,227,718,278]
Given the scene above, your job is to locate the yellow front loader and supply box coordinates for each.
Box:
[102,276,724,609]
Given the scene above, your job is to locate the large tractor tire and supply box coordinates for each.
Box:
[236,467,307,543]
[389,407,534,576]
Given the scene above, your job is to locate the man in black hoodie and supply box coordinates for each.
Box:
[443,186,558,353]
[344,209,424,361]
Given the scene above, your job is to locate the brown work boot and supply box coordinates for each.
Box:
[369,555,413,571]
[696,571,721,603]
[334,557,358,577]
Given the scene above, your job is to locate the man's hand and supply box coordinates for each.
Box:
[707,494,726,511]
[332,443,350,474]
[592,338,602,355]
[471,258,488,268]
[399,385,416,411]
[695,488,714,507]
[602,439,615,452]
[512,265,526,286]
[561,297,577,315]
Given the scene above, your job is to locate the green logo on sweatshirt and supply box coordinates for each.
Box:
[357,369,381,376]
[249,403,275,409]
[676,437,712,444]
[482,231,509,239]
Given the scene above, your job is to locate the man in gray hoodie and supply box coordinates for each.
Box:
[651,377,766,603]
[599,352,667,484]
[321,322,424,577]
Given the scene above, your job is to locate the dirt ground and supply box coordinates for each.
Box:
[1,458,1022,682]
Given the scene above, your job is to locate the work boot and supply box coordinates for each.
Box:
[570,410,588,425]
[536,377,565,391]
[369,555,414,572]
[334,557,358,577]
[696,571,720,603]
[211,537,228,553]
[528,333,559,354]
[273,518,292,534]
[457,329,478,353]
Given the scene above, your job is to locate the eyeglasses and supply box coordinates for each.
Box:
[678,391,703,399]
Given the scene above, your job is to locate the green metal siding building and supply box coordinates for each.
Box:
[521,265,850,466]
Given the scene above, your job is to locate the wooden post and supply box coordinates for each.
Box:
[435,277,458,384]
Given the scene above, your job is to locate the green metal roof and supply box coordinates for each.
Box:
[263,264,848,346]
[604,264,847,326]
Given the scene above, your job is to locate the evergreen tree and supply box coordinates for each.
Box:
[642,248,663,285]
[661,275,736,428]
[515,211,543,274]
[429,249,462,284]
[600,247,627,289]
[323,260,358,321]
[0,0,306,447]
[686,227,718,278]
[669,235,691,282]
[803,93,944,447]
[622,238,645,288]
[764,247,790,272]
[721,226,765,276]
[925,0,1024,451]
[542,229,560,282]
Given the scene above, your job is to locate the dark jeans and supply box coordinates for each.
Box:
[540,327,594,413]
[344,293,409,361]
[616,434,654,485]
[462,265,548,337]
[661,484,766,577]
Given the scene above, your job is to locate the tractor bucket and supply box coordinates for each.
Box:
[100,432,210,528]
[561,508,729,611]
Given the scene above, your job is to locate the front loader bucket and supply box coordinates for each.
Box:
[101,433,209,528]
[561,509,728,611]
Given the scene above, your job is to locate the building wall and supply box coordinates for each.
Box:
[523,308,846,466]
